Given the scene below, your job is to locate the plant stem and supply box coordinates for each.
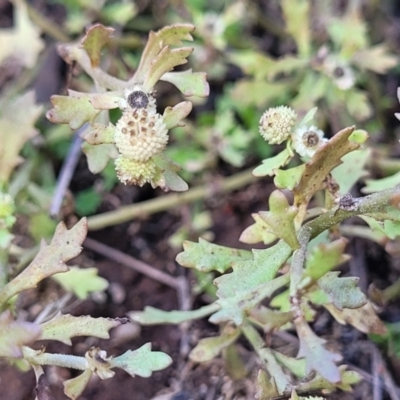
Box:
[241,321,290,394]
[23,346,87,370]
[87,168,255,230]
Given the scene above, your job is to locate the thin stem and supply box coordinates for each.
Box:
[23,346,87,370]
[87,168,255,230]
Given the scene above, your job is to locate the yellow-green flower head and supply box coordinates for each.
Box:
[292,125,327,159]
[114,91,168,162]
[259,106,297,144]
[115,156,157,186]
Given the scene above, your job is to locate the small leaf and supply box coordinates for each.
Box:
[82,142,118,174]
[64,369,92,400]
[239,213,277,245]
[176,238,252,273]
[0,311,41,358]
[326,302,387,334]
[189,328,240,362]
[259,190,299,249]
[293,126,359,207]
[47,91,101,130]
[0,219,87,304]
[345,90,372,121]
[298,107,318,127]
[361,216,400,240]
[52,267,109,299]
[0,91,43,183]
[81,24,114,68]
[274,164,305,190]
[111,343,172,378]
[296,318,341,383]
[151,154,188,192]
[129,303,219,325]
[352,45,398,74]
[362,171,400,194]
[161,70,210,97]
[253,148,292,177]
[133,24,195,84]
[40,313,127,345]
[82,124,115,146]
[304,239,349,282]
[316,272,366,310]
[163,101,193,130]
[249,306,293,332]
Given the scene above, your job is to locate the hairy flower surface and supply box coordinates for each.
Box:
[259,106,297,144]
[114,157,157,186]
[292,125,327,158]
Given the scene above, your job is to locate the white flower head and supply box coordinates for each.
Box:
[324,57,355,90]
[291,125,327,159]
[259,106,297,144]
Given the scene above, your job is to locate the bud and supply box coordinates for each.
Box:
[291,125,327,158]
[259,106,297,144]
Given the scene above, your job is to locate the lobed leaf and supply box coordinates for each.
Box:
[40,313,127,345]
[176,238,252,273]
[352,44,398,74]
[0,219,87,304]
[253,148,292,177]
[296,318,341,383]
[64,369,92,400]
[82,123,116,145]
[239,213,277,245]
[161,70,210,97]
[274,164,305,190]
[111,343,172,378]
[189,328,240,362]
[82,142,118,174]
[163,101,193,130]
[81,24,114,68]
[259,190,299,249]
[52,267,109,299]
[293,126,359,207]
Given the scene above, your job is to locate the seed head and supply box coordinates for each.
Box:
[259,106,297,144]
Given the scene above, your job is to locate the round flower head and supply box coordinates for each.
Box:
[115,156,157,186]
[292,125,327,159]
[259,106,297,144]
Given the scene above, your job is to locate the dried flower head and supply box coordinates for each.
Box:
[292,125,327,158]
[259,106,297,144]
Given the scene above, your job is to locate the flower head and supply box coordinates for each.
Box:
[259,106,297,144]
[114,157,157,186]
[292,125,327,159]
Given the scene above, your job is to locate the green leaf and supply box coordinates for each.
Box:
[133,24,195,85]
[75,189,102,216]
[52,267,108,299]
[331,148,370,194]
[176,238,252,273]
[81,24,114,68]
[362,170,400,194]
[253,148,292,177]
[259,190,299,249]
[303,239,349,282]
[0,311,41,358]
[0,91,43,183]
[161,70,209,97]
[82,142,118,174]
[163,101,193,130]
[361,216,400,240]
[111,343,172,378]
[189,328,240,362]
[274,164,305,190]
[345,90,372,121]
[239,213,277,245]
[353,45,398,74]
[314,272,366,310]
[64,369,92,400]
[129,303,219,325]
[296,318,341,383]
[299,107,318,127]
[83,123,116,145]
[281,0,311,57]
[249,306,293,332]
[40,313,126,345]
[0,219,87,304]
[293,126,359,207]
[326,302,387,335]
[152,154,188,191]
[273,351,306,378]
[47,91,101,130]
